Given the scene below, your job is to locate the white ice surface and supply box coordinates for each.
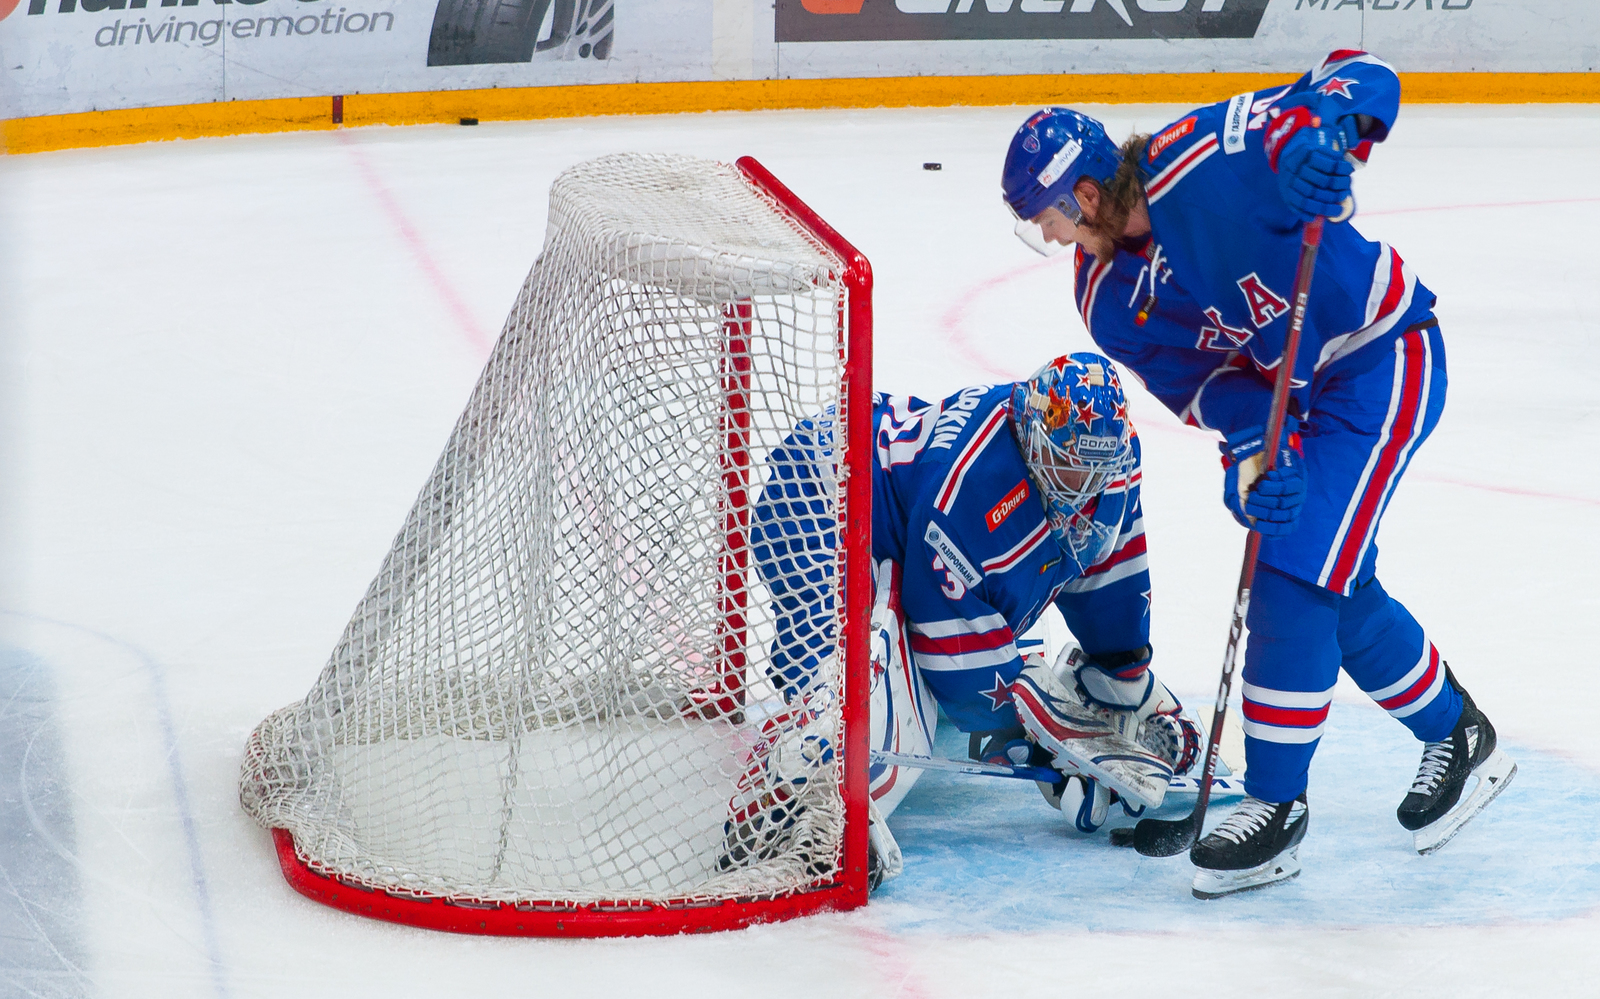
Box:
[2,103,1599,998]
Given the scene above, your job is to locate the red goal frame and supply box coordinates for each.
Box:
[268,155,874,937]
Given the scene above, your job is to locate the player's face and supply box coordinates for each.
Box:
[1031,206,1082,247]
[1034,447,1093,492]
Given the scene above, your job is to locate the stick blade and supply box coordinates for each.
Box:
[1109,812,1199,857]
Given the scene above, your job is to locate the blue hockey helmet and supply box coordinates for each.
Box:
[1002,109,1121,255]
[1009,352,1137,570]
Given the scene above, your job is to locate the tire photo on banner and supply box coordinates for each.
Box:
[427,0,614,66]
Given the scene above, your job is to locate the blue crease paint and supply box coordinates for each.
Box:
[875,702,1592,933]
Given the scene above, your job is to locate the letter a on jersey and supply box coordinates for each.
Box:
[1237,273,1290,329]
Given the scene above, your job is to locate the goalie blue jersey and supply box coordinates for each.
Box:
[1078,50,1437,436]
[752,385,1151,733]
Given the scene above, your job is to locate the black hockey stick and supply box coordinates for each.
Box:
[1111,216,1326,858]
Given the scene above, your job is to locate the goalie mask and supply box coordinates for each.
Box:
[1009,352,1137,571]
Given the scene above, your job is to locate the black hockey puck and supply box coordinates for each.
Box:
[460,117,479,126]
[923,162,942,171]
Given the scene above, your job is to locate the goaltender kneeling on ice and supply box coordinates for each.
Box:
[717,351,1206,889]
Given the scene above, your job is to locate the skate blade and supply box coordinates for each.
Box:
[1414,749,1517,855]
[1191,849,1302,900]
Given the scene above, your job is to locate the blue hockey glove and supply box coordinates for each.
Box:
[1265,95,1360,223]
[1220,424,1305,536]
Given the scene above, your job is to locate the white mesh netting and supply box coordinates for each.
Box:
[240,153,856,907]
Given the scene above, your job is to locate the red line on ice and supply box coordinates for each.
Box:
[337,132,492,356]
[938,250,1074,381]
[1408,472,1600,509]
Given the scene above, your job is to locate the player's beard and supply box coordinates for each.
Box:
[1078,134,1150,262]
[1074,220,1121,262]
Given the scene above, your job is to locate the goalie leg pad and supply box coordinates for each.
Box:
[868,557,938,819]
[866,797,903,890]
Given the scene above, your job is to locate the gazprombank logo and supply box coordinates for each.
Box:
[777,0,1271,43]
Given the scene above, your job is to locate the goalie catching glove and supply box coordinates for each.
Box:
[1009,644,1203,811]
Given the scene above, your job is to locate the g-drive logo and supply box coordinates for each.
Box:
[777,0,1270,42]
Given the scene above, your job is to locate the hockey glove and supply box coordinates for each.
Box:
[1071,644,1154,713]
[1265,95,1360,223]
[1221,424,1305,536]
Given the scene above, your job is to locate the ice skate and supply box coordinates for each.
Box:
[1010,659,1174,810]
[1190,793,1308,900]
[1398,668,1516,855]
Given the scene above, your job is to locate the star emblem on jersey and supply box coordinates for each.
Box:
[980,673,1013,711]
[1315,76,1358,99]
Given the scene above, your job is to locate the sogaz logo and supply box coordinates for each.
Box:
[777,0,1270,42]
[1072,434,1121,459]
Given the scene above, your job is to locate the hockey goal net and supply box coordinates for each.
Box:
[239,154,872,936]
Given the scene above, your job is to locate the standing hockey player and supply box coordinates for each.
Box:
[999,51,1515,898]
[718,352,1203,885]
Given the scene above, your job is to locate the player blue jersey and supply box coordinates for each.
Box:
[752,386,1151,733]
[1077,51,1436,437]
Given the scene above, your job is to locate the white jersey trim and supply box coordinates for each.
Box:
[1241,718,1326,745]
[1388,663,1446,720]
[1078,252,1113,337]
[1315,245,1416,371]
[1316,332,1434,590]
[912,645,1019,674]
[1178,355,1245,431]
[909,612,1008,639]
[934,405,1008,515]
[1241,681,1334,710]
[981,519,1051,575]
[1146,133,1220,205]
[1367,643,1434,703]
[1058,552,1149,593]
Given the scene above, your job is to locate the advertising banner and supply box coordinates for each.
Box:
[2,0,1596,122]
[0,0,710,119]
[764,0,1598,81]
[777,0,1271,43]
